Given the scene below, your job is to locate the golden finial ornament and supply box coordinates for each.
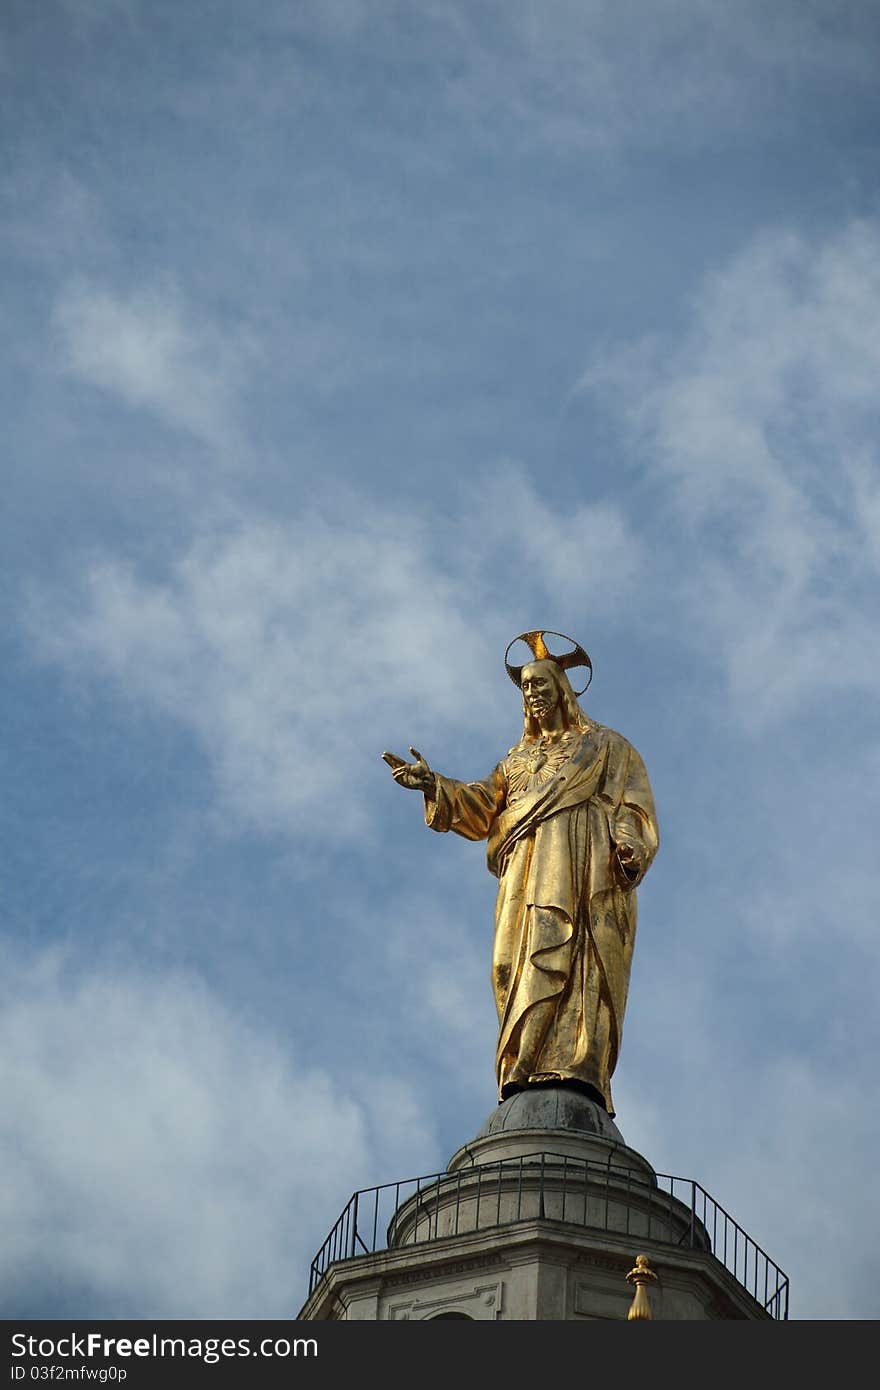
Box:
[626,1254,657,1320]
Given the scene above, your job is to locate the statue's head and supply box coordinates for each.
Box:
[520,659,587,740]
[505,630,592,741]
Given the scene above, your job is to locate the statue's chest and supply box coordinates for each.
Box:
[505,734,578,803]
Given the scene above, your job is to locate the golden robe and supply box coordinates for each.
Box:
[425,722,658,1115]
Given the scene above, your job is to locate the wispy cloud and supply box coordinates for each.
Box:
[581,218,880,722]
[23,477,642,837]
[461,466,643,595]
[53,280,254,453]
[0,947,378,1317]
[365,1,880,158]
[125,1,880,175]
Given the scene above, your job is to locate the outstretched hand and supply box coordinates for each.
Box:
[382,747,436,796]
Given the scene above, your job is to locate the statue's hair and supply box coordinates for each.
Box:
[521,660,590,742]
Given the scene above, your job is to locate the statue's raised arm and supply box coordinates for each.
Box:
[381,630,658,1119]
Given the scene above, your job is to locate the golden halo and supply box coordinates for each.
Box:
[504,629,593,696]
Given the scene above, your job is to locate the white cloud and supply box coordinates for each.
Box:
[26,513,494,837]
[135,0,880,169]
[615,967,880,1320]
[0,170,110,279]
[0,948,377,1317]
[53,281,253,452]
[433,1,880,158]
[580,219,880,722]
[24,479,642,838]
[685,1058,879,1321]
[464,465,643,595]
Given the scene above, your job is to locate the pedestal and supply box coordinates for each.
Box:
[297,1086,788,1320]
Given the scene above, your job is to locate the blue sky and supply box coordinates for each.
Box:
[2,0,879,1320]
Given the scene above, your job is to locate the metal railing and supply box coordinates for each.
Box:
[307,1150,789,1319]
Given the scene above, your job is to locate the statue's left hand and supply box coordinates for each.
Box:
[615,843,641,885]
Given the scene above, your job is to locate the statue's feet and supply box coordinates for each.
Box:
[500,1074,608,1111]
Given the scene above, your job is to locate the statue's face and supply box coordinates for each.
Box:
[521,662,561,721]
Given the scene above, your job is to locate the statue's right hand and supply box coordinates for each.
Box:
[382,747,436,796]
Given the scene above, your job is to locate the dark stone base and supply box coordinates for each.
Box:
[500,1077,607,1109]
[476,1083,626,1147]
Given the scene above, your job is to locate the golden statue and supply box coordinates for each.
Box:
[384,630,658,1116]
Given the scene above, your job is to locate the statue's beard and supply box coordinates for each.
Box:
[527,699,554,718]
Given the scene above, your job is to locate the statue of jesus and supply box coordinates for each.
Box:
[384,630,658,1117]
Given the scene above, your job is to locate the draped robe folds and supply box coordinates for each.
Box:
[424,722,658,1116]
